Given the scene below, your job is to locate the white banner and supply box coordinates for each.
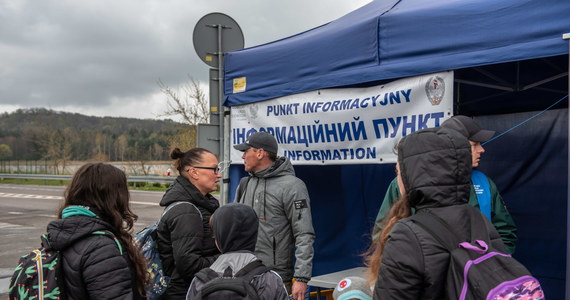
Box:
[230,71,453,165]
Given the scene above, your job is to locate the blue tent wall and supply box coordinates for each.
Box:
[229,109,568,297]
[476,110,568,297]
[224,0,570,106]
[228,162,395,274]
[223,0,570,298]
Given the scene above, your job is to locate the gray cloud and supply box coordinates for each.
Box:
[0,0,369,119]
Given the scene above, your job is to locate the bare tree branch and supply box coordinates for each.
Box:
[157,75,209,126]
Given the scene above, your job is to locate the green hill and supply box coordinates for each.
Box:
[0,108,191,161]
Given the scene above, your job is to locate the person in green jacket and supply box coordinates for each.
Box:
[371,115,518,254]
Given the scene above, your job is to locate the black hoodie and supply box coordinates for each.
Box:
[374,127,506,300]
[211,202,258,253]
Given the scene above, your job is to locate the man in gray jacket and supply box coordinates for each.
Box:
[234,131,315,300]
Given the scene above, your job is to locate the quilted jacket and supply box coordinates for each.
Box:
[47,214,144,300]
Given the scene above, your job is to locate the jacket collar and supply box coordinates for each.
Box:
[172,176,219,213]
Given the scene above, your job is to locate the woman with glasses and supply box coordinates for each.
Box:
[156,147,222,299]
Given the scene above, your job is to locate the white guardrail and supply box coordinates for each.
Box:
[0,173,176,184]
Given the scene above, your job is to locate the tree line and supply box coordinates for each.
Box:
[0,108,195,165]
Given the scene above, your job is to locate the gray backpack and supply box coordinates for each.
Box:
[193,260,268,300]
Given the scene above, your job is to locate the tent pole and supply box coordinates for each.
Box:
[562,33,570,299]
[216,24,229,205]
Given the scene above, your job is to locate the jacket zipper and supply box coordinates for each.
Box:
[273,238,277,265]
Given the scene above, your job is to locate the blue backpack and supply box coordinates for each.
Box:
[134,201,201,300]
[411,208,544,300]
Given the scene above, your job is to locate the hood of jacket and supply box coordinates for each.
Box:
[159,176,219,213]
[47,214,114,251]
[212,203,259,253]
[397,126,472,209]
[251,156,295,179]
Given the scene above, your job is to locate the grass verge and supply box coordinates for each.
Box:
[0,178,169,192]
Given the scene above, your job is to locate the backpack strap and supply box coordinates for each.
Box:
[234,260,269,282]
[411,209,490,251]
[153,201,202,242]
[411,212,460,251]
[195,267,223,283]
[92,230,123,255]
[196,260,267,300]
[196,260,267,282]
[471,170,492,220]
[38,235,68,300]
[160,201,202,222]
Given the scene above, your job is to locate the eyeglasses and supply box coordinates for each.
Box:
[191,166,220,174]
[186,161,231,175]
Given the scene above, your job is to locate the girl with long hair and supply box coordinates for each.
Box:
[47,162,148,299]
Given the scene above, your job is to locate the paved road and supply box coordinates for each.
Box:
[0,184,166,296]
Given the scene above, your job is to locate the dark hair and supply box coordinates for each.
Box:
[267,151,277,162]
[58,163,148,295]
[170,147,214,173]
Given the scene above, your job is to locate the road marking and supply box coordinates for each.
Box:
[38,214,57,218]
[0,192,63,200]
[4,212,56,220]
[0,193,157,205]
[0,222,29,229]
[131,201,158,206]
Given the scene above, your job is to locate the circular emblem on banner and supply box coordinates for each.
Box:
[425,76,445,105]
[337,278,352,291]
[246,104,259,120]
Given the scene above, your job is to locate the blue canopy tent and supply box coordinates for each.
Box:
[223,0,570,297]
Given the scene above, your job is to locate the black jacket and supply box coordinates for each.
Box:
[374,127,506,300]
[157,176,220,299]
[47,215,144,300]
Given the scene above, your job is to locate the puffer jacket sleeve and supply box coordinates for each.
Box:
[80,235,135,299]
[374,221,425,300]
[169,204,217,282]
[282,177,315,281]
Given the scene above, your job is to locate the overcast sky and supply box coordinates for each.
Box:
[0,0,370,121]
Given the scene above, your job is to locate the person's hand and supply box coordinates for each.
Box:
[291,280,307,300]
